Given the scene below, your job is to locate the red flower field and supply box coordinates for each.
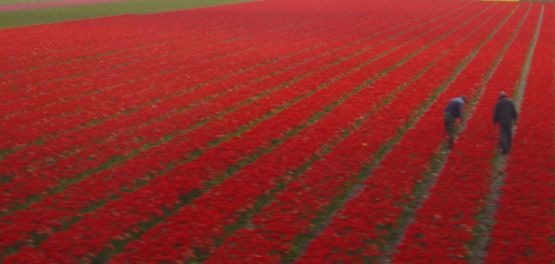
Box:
[0,0,553,263]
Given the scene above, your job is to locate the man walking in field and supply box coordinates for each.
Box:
[444,96,467,148]
[493,92,517,154]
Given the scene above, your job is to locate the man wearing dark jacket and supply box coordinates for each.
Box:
[444,96,467,148]
[493,92,517,154]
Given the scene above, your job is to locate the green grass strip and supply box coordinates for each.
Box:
[0,0,256,28]
[0,0,63,5]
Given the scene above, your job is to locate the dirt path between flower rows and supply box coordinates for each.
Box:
[0,0,125,12]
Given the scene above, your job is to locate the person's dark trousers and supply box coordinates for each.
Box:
[444,112,455,147]
[499,124,512,154]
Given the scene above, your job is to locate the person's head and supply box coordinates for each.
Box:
[499,91,507,100]
[460,96,467,103]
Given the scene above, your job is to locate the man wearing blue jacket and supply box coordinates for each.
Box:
[444,96,467,148]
